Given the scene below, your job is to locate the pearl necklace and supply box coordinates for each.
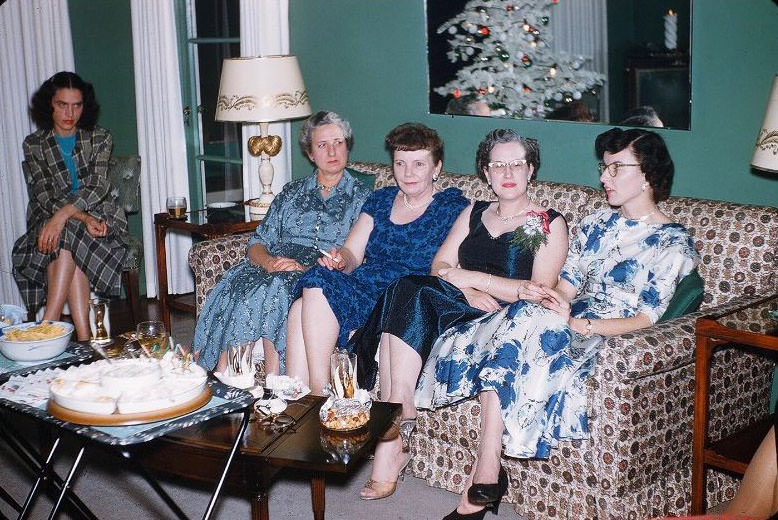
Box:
[495,200,531,222]
[402,192,434,210]
[622,208,658,222]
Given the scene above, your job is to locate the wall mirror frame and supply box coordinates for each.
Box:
[427,0,693,130]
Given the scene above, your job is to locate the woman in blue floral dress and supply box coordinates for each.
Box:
[285,123,468,394]
[350,129,569,502]
[416,128,701,520]
[193,112,370,374]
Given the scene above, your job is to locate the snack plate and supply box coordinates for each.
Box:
[265,374,310,401]
[47,387,212,426]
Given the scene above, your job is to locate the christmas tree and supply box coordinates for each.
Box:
[434,0,605,119]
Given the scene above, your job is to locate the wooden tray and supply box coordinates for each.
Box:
[47,387,212,426]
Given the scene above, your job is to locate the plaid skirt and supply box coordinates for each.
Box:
[12,219,127,310]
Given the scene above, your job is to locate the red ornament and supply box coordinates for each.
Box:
[478,88,487,95]
[506,4,514,10]
[454,89,461,98]
[479,26,490,36]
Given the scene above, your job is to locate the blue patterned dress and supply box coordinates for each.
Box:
[347,202,564,390]
[415,209,700,458]
[295,186,469,348]
[193,171,370,371]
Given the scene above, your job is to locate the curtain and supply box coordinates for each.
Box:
[239,0,294,200]
[130,0,193,298]
[549,0,609,120]
[0,0,74,307]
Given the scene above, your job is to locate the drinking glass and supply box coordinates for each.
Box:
[330,351,357,398]
[88,297,112,345]
[136,320,168,358]
[166,196,187,219]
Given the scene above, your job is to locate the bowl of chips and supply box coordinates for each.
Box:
[0,320,73,362]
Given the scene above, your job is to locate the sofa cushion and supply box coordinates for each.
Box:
[658,268,704,322]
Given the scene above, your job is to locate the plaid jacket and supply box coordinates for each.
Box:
[21,126,127,235]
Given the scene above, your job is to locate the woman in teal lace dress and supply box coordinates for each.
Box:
[193,112,370,373]
[285,123,468,394]
[348,129,569,502]
[416,128,700,520]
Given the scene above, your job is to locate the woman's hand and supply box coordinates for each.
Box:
[516,280,550,303]
[437,267,479,290]
[37,216,66,253]
[537,285,571,321]
[568,317,590,336]
[265,256,305,272]
[462,288,501,312]
[84,215,107,238]
[316,248,346,271]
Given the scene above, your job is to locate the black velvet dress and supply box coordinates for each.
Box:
[347,201,563,390]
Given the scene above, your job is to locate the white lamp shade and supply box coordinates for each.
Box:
[752,74,778,173]
[215,55,312,123]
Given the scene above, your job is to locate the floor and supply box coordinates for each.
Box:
[0,297,521,520]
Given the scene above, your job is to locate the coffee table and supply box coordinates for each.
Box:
[136,395,401,520]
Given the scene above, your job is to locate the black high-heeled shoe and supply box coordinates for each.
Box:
[467,465,508,511]
[441,507,488,520]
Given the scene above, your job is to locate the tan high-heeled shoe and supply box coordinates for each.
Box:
[359,452,411,500]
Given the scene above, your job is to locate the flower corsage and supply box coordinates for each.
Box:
[510,210,551,252]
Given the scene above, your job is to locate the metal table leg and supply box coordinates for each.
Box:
[202,409,251,520]
[46,443,86,520]
[0,423,96,520]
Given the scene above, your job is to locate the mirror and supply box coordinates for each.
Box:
[427,0,692,129]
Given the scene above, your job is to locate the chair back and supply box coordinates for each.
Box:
[107,155,141,214]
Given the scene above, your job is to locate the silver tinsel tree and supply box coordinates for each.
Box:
[435,0,605,119]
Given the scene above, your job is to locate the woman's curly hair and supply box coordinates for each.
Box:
[475,129,540,182]
[595,127,673,202]
[30,71,100,131]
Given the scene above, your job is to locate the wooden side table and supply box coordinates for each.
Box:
[154,204,262,330]
[691,295,778,514]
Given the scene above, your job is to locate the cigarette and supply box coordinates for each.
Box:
[318,248,341,263]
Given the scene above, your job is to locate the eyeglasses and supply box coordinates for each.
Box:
[487,159,528,174]
[597,162,641,177]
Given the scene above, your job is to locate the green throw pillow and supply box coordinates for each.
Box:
[658,268,704,322]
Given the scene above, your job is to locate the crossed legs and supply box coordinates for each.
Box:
[44,249,90,341]
[286,288,340,394]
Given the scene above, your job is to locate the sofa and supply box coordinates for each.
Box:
[189,161,778,520]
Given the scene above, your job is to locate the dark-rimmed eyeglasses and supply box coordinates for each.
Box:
[597,162,640,177]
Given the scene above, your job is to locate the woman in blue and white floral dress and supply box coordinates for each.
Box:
[416,128,701,520]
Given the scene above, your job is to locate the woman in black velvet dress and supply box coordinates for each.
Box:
[349,129,569,506]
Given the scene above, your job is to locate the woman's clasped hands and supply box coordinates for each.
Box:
[264,257,305,273]
[438,267,500,312]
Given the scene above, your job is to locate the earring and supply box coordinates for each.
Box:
[433,175,439,181]
[641,181,648,192]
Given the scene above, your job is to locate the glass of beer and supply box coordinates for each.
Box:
[166,196,187,219]
[88,297,112,345]
[136,320,168,358]
[330,351,357,399]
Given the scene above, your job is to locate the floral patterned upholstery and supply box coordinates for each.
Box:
[188,161,778,519]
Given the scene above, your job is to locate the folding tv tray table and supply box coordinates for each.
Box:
[0,352,254,520]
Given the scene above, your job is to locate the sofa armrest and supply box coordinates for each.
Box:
[188,232,253,314]
[597,294,771,382]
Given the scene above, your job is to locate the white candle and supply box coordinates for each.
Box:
[664,9,678,50]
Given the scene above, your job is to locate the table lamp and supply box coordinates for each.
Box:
[752,74,778,173]
[215,55,312,217]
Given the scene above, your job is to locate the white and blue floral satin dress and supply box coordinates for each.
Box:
[415,209,700,459]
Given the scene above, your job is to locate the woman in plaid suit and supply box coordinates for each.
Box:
[12,72,127,341]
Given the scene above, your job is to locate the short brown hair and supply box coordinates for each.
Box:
[384,123,443,165]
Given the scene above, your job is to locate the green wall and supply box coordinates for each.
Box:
[289,0,778,207]
[68,0,143,292]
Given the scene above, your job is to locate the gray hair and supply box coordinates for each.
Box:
[475,129,540,182]
[298,111,354,155]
